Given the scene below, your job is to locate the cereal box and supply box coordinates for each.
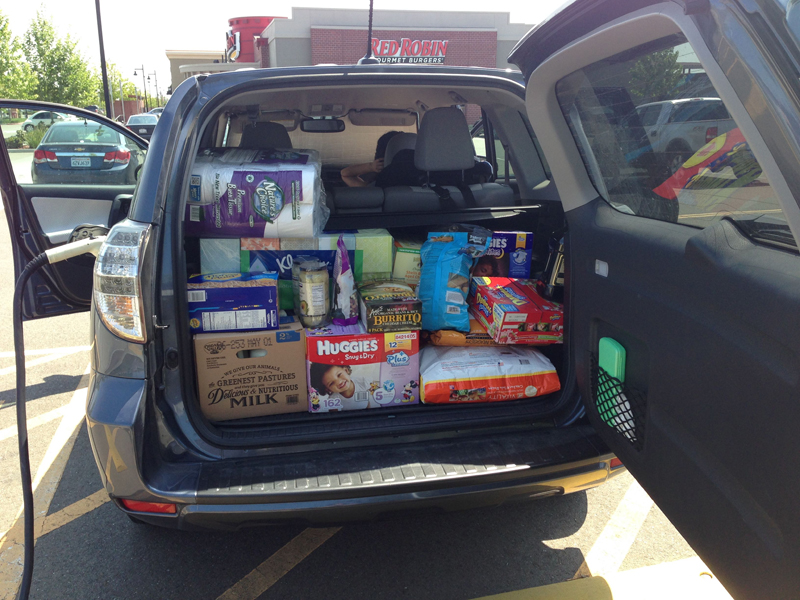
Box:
[468,277,563,344]
[188,272,279,333]
[306,323,420,412]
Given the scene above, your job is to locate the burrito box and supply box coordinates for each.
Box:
[469,277,563,344]
[188,272,279,334]
[193,322,307,421]
[472,232,534,279]
[306,323,420,413]
[358,280,422,333]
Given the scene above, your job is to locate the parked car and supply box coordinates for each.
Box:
[148,107,164,117]
[83,105,105,115]
[3,1,800,597]
[632,98,736,173]
[31,121,144,185]
[21,110,68,132]
[126,113,159,140]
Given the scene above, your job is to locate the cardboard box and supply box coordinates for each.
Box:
[306,323,420,412]
[279,238,317,250]
[468,277,563,344]
[392,239,422,288]
[188,272,279,333]
[358,280,422,333]
[355,228,394,280]
[241,238,280,251]
[194,322,307,421]
[472,232,534,279]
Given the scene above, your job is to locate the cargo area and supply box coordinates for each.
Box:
[171,75,577,450]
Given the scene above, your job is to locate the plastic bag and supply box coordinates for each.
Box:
[418,224,492,332]
[332,234,358,325]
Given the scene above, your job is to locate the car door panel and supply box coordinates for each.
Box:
[512,1,800,597]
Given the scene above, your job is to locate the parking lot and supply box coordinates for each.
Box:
[0,208,732,599]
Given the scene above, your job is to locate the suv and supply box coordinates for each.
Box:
[3,1,800,597]
[634,98,736,173]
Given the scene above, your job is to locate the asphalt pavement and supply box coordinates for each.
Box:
[0,204,726,600]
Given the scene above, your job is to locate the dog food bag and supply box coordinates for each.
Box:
[426,317,500,347]
[419,345,561,404]
[418,225,492,332]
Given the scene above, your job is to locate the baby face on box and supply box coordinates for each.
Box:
[306,324,420,412]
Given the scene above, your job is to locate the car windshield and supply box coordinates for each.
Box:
[128,115,157,125]
[44,123,121,144]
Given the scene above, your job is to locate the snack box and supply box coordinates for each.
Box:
[472,232,534,279]
[241,248,363,310]
[306,323,420,413]
[188,272,279,333]
[392,239,422,288]
[468,277,563,344]
[358,280,422,333]
[193,320,307,421]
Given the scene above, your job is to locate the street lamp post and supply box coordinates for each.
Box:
[147,71,159,108]
[133,66,148,112]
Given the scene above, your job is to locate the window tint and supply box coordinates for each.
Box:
[638,105,662,127]
[555,36,794,249]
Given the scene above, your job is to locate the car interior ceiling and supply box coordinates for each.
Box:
[178,82,572,440]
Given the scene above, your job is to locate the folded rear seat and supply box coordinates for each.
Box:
[328,186,384,214]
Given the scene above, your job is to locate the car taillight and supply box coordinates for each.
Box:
[104,150,131,165]
[609,458,624,469]
[94,220,150,343]
[120,499,177,514]
[33,149,57,164]
[705,127,718,143]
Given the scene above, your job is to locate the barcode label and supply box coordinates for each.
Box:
[286,394,299,405]
[187,290,206,303]
[189,204,201,221]
[445,290,463,304]
[519,359,531,365]
[446,305,460,314]
[356,392,370,401]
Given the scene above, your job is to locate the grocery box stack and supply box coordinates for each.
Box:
[185,149,564,421]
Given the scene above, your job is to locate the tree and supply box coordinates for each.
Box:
[0,11,37,99]
[629,49,684,104]
[105,63,138,102]
[23,11,99,106]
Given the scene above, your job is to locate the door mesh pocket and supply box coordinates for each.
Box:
[590,355,647,451]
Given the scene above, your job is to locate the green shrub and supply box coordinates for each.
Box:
[5,131,26,149]
[23,124,48,149]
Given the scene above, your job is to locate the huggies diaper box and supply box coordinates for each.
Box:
[306,323,420,413]
[468,277,564,344]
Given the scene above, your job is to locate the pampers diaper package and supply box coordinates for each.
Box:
[185,148,329,238]
[306,323,420,413]
[418,225,492,333]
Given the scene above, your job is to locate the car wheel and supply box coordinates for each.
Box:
[23,124,34,132]
[667,147,691,175]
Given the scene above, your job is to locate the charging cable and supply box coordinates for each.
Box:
[13,235,106,600]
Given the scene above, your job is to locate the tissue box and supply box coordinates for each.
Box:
[200,238,241,274]
[280,238,317,250]
[356,229,393,279]
[392,239,422,288]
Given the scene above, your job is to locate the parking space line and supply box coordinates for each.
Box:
[0,345,91,359]
[216,527,341,600]
[575,479,654,578]
[0,365,89,600]
[0,347,91,377]
[39,490,110,538]
[0,405,70,443]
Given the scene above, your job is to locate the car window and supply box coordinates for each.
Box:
[128,115,157,125]
[555,36,795,250]
[4,103,147,186]
[637,105,662,127]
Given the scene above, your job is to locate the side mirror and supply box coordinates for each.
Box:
[300,118,345,133]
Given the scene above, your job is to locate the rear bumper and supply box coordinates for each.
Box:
[87,370,618,530]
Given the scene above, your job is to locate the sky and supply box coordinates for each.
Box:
[2,0,564,103]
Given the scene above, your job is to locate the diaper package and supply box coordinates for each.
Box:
[418,225,492,332]
[419,345,561,404]
[185,148,329,238]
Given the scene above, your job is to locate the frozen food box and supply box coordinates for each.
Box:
[468,277,564,344]
[472,232,534,279]
[306,323,420,413]
[188,272,279,334]
[358,280,422,333]
[193,321,307,421]
[419,345,561,404]
[392,239,422,288]
[241,248,363,310]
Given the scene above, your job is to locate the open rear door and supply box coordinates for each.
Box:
[513,1,800,597]
[0,101,147,318]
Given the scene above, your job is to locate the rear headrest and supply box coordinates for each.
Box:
[414,107,475,172]
[240,121,293,149]
[383,133,417,167]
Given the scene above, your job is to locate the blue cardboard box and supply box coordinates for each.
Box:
[188,272,279,333]
[472,231,534,279]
